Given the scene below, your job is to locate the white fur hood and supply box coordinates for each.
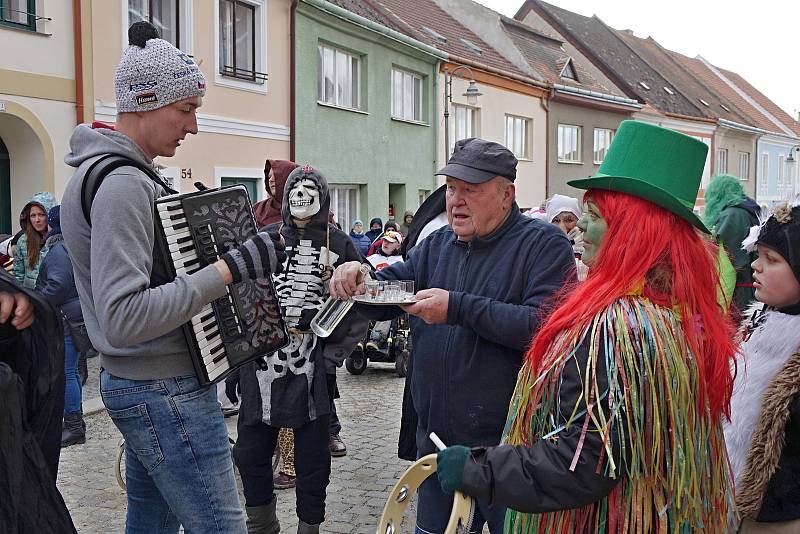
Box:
[724,306,800,489]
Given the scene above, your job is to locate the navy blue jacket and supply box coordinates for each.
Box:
[362,207,576,456]
[349,231,371,257]
[35,234,83,325]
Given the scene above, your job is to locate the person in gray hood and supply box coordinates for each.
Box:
[60,21,284,534]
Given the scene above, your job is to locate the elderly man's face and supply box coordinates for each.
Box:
[445,176,515,241]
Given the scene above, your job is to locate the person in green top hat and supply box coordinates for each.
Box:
[434,120,738,533]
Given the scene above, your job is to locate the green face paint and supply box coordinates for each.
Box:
[577,200,608,263]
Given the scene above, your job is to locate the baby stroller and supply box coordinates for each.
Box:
[345,313,412,377]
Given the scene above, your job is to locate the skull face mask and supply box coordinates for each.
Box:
[288,178,321,220]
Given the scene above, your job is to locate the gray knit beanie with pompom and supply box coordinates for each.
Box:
[114,21,206,113]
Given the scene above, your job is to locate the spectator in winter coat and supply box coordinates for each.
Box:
[704,174,761,314]
[367,221,402,256]
[35,205,86,448]
[252,159,300,227]
[349,219,370,256]
[364,217,383,243]
[12,192,55,289]
[400,210,414,236]
[330,138,575,533]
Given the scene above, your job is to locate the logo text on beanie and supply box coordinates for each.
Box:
[135,92,158,106]
[130,80,158,92]
[173,66,199,79]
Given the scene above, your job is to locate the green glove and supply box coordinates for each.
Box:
[437,445,470,494]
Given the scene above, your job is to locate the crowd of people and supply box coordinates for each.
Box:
[2,19,800,534]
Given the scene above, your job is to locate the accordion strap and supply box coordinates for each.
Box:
[80,154,177,288]
[80,154,177,227]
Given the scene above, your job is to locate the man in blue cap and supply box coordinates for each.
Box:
[330,138,576,533]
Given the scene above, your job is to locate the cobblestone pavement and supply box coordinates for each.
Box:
[58,362,419,533]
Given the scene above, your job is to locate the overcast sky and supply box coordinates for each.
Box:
[475,0,799,120]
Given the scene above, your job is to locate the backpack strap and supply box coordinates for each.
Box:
[80,154,178,226]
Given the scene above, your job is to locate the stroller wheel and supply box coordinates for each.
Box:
[346,351,368,375]
[395,349,410,377]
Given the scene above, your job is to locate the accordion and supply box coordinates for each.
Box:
[154,185,288,386]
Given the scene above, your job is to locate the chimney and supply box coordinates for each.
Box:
[620,29,634,36]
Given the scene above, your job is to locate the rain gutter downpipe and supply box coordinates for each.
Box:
[291,0,298,161]
[72,0,84,124]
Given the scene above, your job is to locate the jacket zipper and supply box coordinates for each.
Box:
[442,242,471,445]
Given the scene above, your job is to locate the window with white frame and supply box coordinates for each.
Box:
[716,148,728,175]
[329,185,360,228]
[778,155,786,195]
[1,0,35,30]
[219,0,266,82]
[760,153,769,196]
[505,115,531,159]
[558,124,581,163]
[391,69,422,122]
[738,151,750,181]
[318,44,361,110]
[451,104,477,152]
[593,128,614,164]
[419,189,430,206]
[129,0,180,48]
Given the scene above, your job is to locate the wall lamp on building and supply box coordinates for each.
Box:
[443,65,483,158]
[785,145,800,164]
[786,145,800,194]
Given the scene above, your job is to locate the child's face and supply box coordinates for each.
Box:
[752,244,800,308]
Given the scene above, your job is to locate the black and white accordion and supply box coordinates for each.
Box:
[154,185,288,386]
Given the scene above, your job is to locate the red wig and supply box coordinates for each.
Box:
[528,189,737,421]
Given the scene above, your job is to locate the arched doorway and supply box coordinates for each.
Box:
[0,137,9,234]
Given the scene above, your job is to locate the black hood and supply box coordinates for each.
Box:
[738,197,761,218]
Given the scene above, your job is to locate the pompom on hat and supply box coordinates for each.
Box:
[114,21,206,113]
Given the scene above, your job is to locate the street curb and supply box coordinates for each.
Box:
[84,396,105,416]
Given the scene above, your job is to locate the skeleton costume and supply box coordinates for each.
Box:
[233,166,366,529]
[238,166,364,427]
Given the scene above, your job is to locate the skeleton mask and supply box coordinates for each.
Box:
[288,178,321,220]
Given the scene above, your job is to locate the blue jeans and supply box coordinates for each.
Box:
[415,474,506,534]
[63,333,82,413]
[100,369,246,534]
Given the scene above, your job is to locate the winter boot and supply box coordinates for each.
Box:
[245,499,280,534]
[61,412,86,447]
[297,520,320,534]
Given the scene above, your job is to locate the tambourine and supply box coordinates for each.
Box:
[377,454,474,534]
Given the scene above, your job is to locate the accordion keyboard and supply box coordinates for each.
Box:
[153,186,287,385]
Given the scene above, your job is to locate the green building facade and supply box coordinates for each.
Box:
[295,0,445,228]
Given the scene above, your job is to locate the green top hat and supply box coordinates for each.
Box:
[567,120,710,233]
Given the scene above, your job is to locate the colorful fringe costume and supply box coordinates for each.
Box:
[502,296,733,533]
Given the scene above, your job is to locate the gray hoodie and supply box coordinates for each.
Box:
[61,125,227,380]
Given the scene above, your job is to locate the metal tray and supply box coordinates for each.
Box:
[352,294,417,306]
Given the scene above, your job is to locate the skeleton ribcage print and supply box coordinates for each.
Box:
[273,239,340,329]
[256,238,340,424]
